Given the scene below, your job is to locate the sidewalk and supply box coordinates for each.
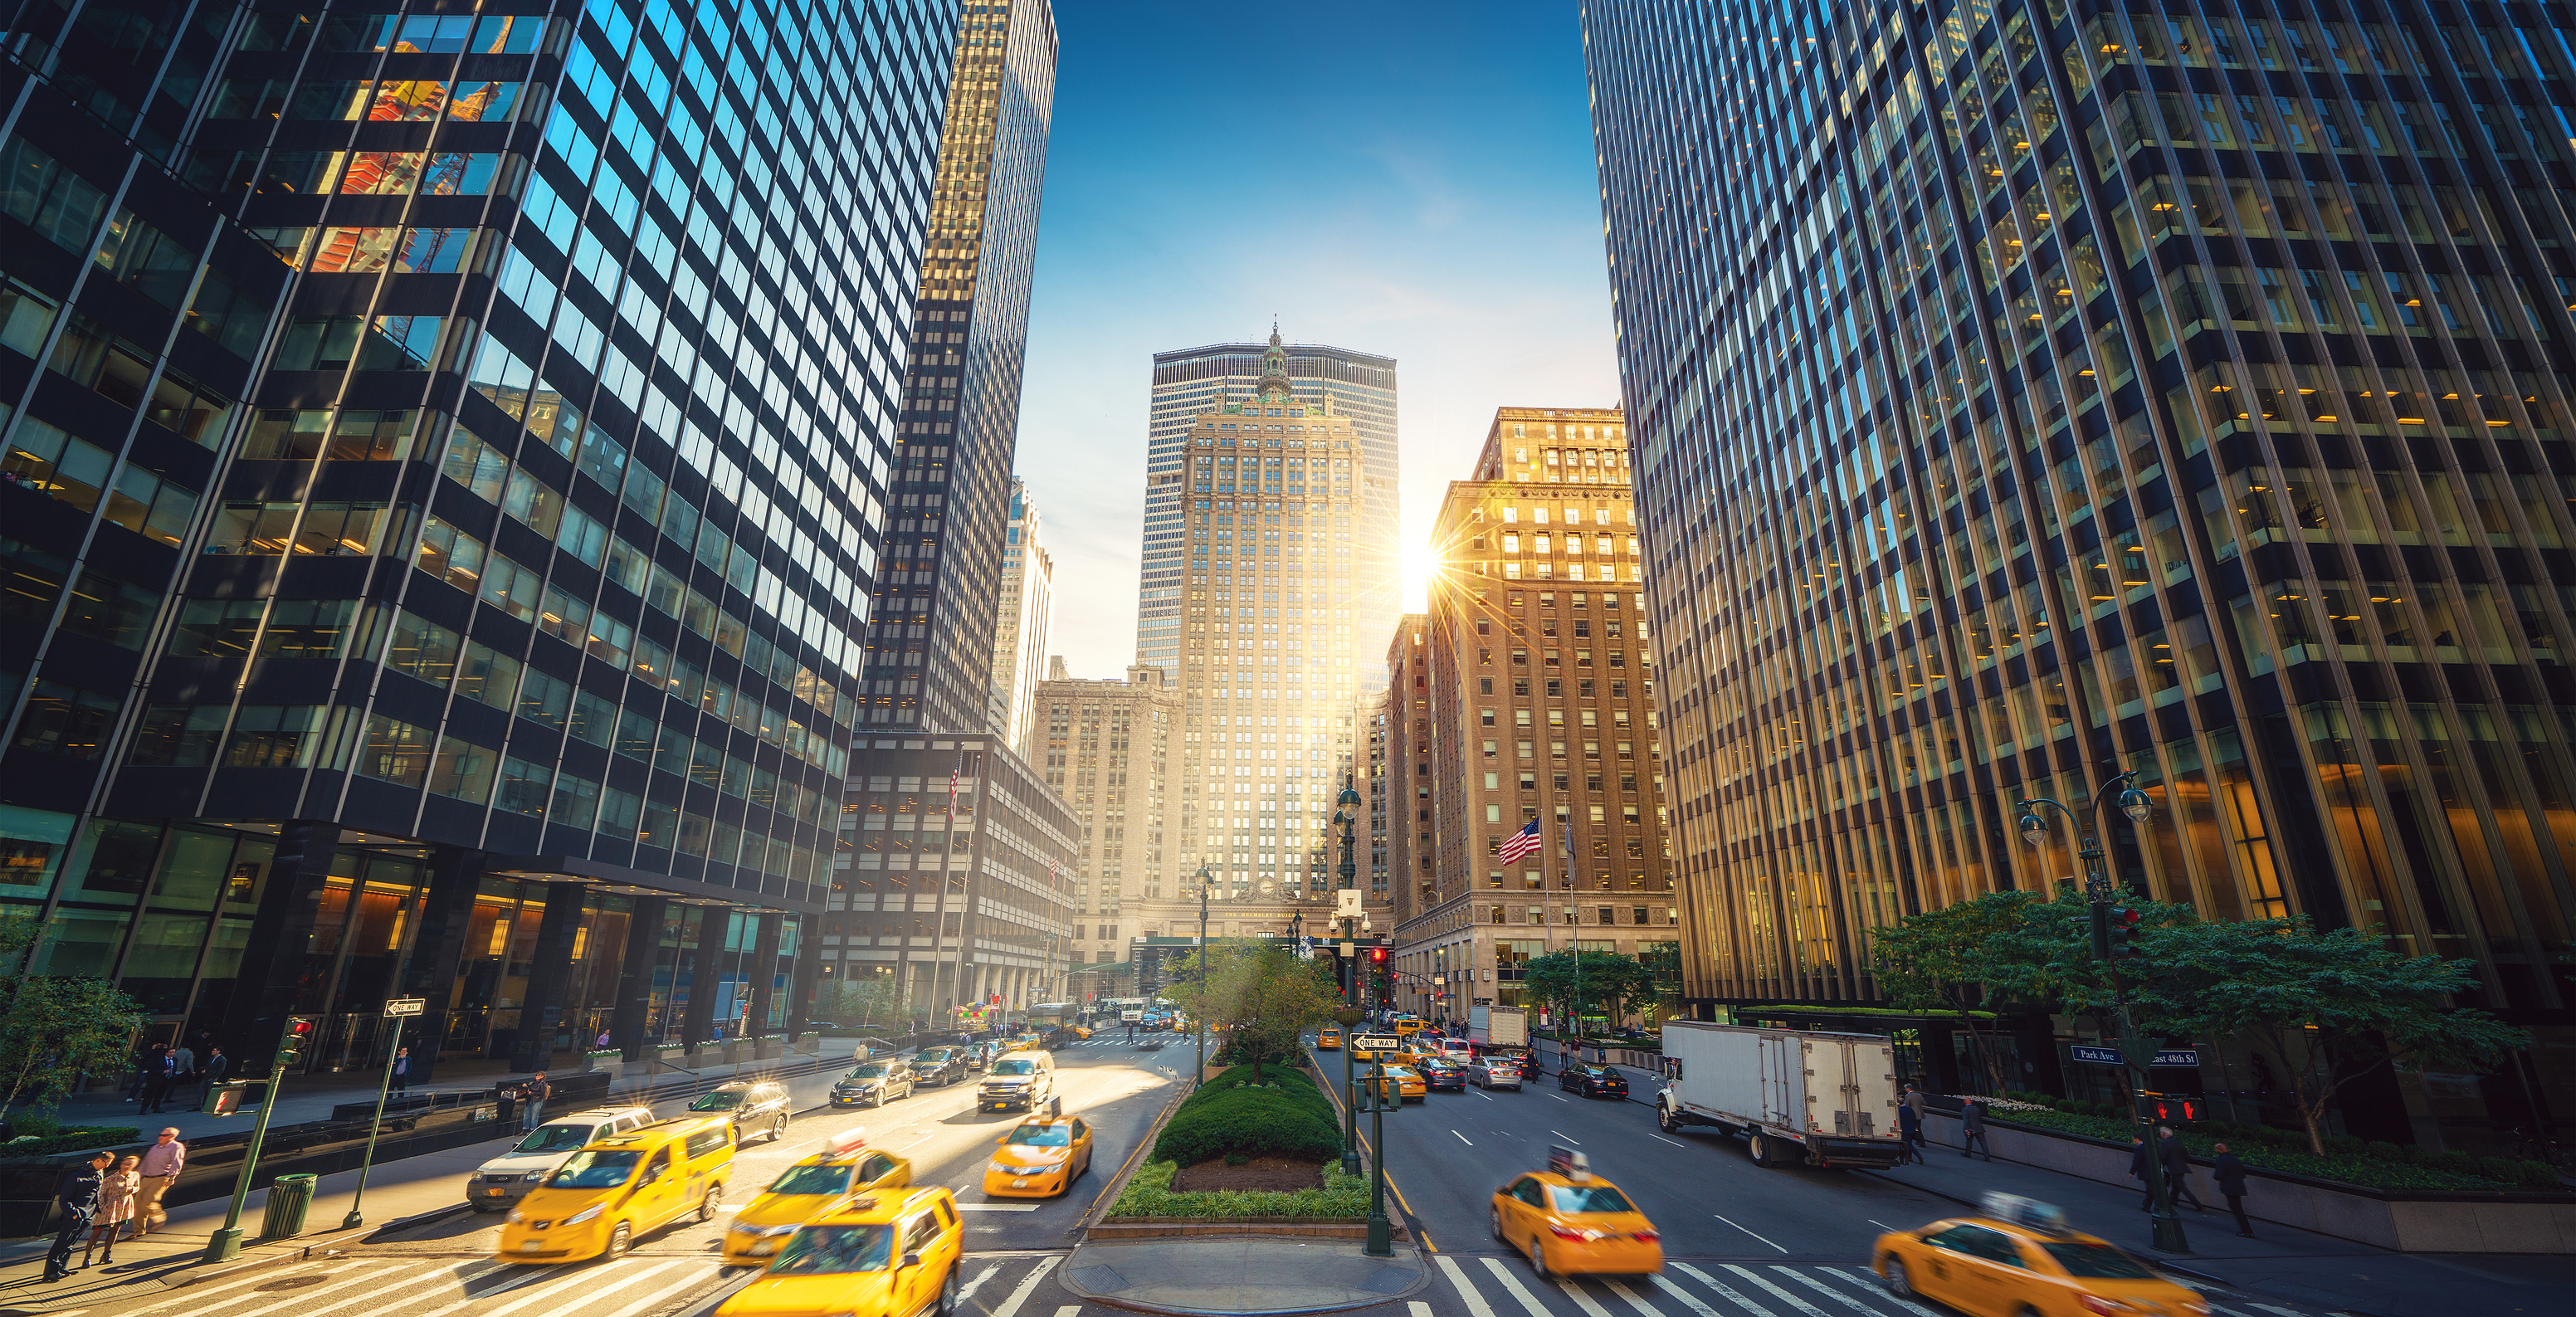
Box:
[1060,1236,1427,1315]
[1869,1131,2575,1317]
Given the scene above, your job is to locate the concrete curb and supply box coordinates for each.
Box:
[154,1241,349,1288]
[359,1201,476,1242]
[1082,1081,1197,1237]
[1057,1236,1432,1316]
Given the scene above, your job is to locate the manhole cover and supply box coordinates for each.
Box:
[254,1276,329,1291]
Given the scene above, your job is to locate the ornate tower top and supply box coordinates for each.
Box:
[1256,324,1295,401]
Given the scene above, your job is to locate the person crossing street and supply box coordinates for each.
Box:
[42,1152,110,1281]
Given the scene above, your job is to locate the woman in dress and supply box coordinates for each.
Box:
[83,1154,140,1267]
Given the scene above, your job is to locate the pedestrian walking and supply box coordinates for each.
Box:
[1901,1084,1931,1154]
[43,1151,110,1280]
[519,1071,552,1132]
[82,1154,139,1267]
[2213,1143,2256,1237]
[125,1043,163,1103]
[168,1041,196,1088]
[596,1029,612,1050]
[2127,1134,2154,1209]
[1960,1097,1993,1160]
[202,1046,231,1088]
[128,1128,183,1238]
[1895,1095,1924,1164]
[390,1046,412,1095]
[2160,1126,2207,1212]
[137,1051,177,1115]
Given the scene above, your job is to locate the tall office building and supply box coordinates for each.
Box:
[1035,663,1179,968]
[988,479,1052,754]
[1135,333,1399,682]
[0,0,953,1076]
[1387,408,1674,1027]
[1149,336,1396,943]
[861,0,1054,734]
[1587,0,2575,1144]
[831,0,1066,1027]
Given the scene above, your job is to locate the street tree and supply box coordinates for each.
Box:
[0,910,148,1120]
[2125,915,2526,1156]
[1523,949,1656,1037]
[1163,943,1340,1082]
[1867,889,2045,1095]
[811,975,905,1031]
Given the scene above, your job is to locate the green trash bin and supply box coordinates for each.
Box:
[261,1173,317,1240]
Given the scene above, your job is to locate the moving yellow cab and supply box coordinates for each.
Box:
[1316,1027,1342,1051]
[720,1187,965,1317]
[979,1114,1095,1197]
[500,1115,735,1261]
[1391,1017,1426,1037]
[1368,1066,1428,1103]
[1873,1194,2210,1317]
[722,1130,912,1266]
[1490,1150,1662,1276]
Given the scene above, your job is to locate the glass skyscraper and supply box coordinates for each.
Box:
[1588,0,2574,1148]
[0,0,953,1079]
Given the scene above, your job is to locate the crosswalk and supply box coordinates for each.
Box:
[1430,1255,2300,1317]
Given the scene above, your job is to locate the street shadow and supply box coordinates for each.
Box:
[378,1208,508,1243]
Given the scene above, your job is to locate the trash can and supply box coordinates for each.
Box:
[261,1173,317,1240]
[202,1079,250,1115]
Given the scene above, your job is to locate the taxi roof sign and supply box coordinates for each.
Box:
[817,1126,868,1157]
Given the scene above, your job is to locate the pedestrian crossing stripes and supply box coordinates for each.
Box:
[1432,1256,2303,1317]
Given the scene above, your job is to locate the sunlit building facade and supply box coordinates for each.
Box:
[1587,0,2576,1146]
[0,0,953,1078]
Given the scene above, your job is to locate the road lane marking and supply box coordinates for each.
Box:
[1555,1276,1621,1317]
[1601,1277,1676,1317]
[958,1202,1042,1211]
[1867,1220,1898,1231]
[1707,1212,1789,1253]
[1478,1256,1557,1317]
[478,1260,661,1317]
[115,1258,346,1317]
[1435,1254,1500,1317]
[212,1261,446,1317]
[1411,1305,1437,1317]
[1779,1268,1905,1317]
[1618,1273,1723,1317]
[598,1261,734,1317]
[1550,1093,1569,1101]
[1056,1308,1084,1317]
[1720,1264,1839,1317]
[956,1263,1006,1301]
[1668,1263,1786,1316]
[1828,1268,1945,1317]
[1550,1130,1582,1144]
[1453,1129,1474,1145]
[520,1257,693,1317]
[1647,1133,1687,1147]
[983,1255,1062,1317]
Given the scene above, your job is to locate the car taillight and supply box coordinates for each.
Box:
[1550,1226,1588,1241]
[2077,1296,2130,1316]
[1629,1230,1660,1242]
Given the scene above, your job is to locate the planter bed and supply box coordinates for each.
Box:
[1105,1158,1371,1221]
[1976,1104,2554,1193]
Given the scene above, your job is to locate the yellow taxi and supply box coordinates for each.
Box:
[718,1187,964,1317]
[500,1115,734,1261]
[1490,1149,1662,1277]
[1391,1017,1426,1038]
[1874,1195,2210,1317]
[1365,1065,1428,1103]
[1069,1025,1093,1040]
[1316,1027,1342,1051]
[979,1114,1095,1197]
[722,1130,911,1266]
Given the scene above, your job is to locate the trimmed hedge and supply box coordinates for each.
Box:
[1152,1065,1344,1167]
[0,1128,144,1159]
[1108,1157,1373,1219]
[1979,1099,2560,1192]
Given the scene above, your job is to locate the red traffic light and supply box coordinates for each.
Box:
[1368,947,1387,963]
[285,1017,315,1038]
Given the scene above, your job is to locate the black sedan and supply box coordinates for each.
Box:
[690,1078,793,1140]
[907,1046,968,1087]
[831,1060,917,1107]
[1559,1063,1629,1099]
[1418,1059,1467,1092]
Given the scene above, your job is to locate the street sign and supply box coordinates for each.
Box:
[383,998,426,1017]
[2072,1044,2198,1067]
[1350,1035,1403,1051]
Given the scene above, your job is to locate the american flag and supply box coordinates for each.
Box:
[1497,817,1543,864]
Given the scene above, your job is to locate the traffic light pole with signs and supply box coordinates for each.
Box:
[205,1014,316,1262]
[343,998,425,1228]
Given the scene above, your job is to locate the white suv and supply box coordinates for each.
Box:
[465,1105,656,1210]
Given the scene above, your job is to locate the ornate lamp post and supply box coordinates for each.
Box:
[1191,863,1214,1086]
[2017,771,2188,1256]
[1334,776,1362,1000]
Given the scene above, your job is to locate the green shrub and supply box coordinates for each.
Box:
[1108,1158,1373,1219]
[1154,1085,1343,1166]
[2365,1140,2405,1163]
[2321,1134,2366,1156]
[2404,1145,2444,1166]
[0,1127,143,1159]
[2476,1156,2520,1184]
[2514,1160,2561,1188]
[2437,1149,2477,1173]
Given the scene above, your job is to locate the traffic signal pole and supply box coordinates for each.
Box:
[207,1014,313,1262]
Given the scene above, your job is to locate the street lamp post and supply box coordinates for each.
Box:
[1332,1003,1363,1175]
[1335,777,1361,1000]
[2018,772,2188,1256]
[1192,863,1213,1087]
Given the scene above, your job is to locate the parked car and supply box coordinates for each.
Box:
[832,1060,917,1108]
[466,1106,657,1211]
[690,1079,794,1140]
[908,1046,968,1087]
[1467,1057,1523,1090]
[1559,1063,1628,1100]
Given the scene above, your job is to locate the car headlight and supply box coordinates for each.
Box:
[736,1223,798,1237]
[506,1207,527,1223]
[564,1203,607,1225]
[992,1160,1022,1174]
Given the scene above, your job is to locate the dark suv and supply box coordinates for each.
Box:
[832,1059,915,1108]
[908,1046,968,1087]
[689,1079,793,1140]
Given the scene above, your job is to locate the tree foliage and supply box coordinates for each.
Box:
[1868,890,2045,1094]
[810,975,906,1030]
[0,910,148,1119]
[1162,943,1341,1081]
[1523,949,1656,1037]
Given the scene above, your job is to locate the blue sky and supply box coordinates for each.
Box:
[1012,0,1619,680]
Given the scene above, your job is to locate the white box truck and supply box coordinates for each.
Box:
[1467,1004,1528,1053]
[1655,1019,1906,1170]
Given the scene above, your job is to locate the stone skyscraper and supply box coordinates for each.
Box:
[1587,0,2576,1142]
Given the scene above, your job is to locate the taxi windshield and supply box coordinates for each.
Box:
[547,1149,643,1188]
[1384,1066,1419,1079]
[1007,1125,1071,1147]
[848,1064,895,1079]
[915,1049,954,1063]
[2038,1240,2158,1279]
[1548,1184,1638,1215]
[690,1090,747,1111]
[766,1164,856,1196]
[513,1124,598,1154]
[991,1060,1038,1076]
[770,1223,895,1274]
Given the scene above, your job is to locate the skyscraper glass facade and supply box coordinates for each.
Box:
[1588,0,2575,1145]
[1134,337,1398,680]
[0,0,952,1077]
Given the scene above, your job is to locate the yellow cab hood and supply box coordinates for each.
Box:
[733,1193,844,1229]
[995,1147,1071,1171]
[724,1272,896,1317]
[515,1183,622,1218]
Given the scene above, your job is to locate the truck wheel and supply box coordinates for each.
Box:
[1657,1104,1679,1134]
[1747,1133,1777,1168]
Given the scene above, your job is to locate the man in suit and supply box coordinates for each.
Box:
[2159,1125,2207,1211]
[2127,1134,2154,1209]
[2213,1143,2255,1237]
[44,1152,110,1280]
[1960,1097,1993,1160]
